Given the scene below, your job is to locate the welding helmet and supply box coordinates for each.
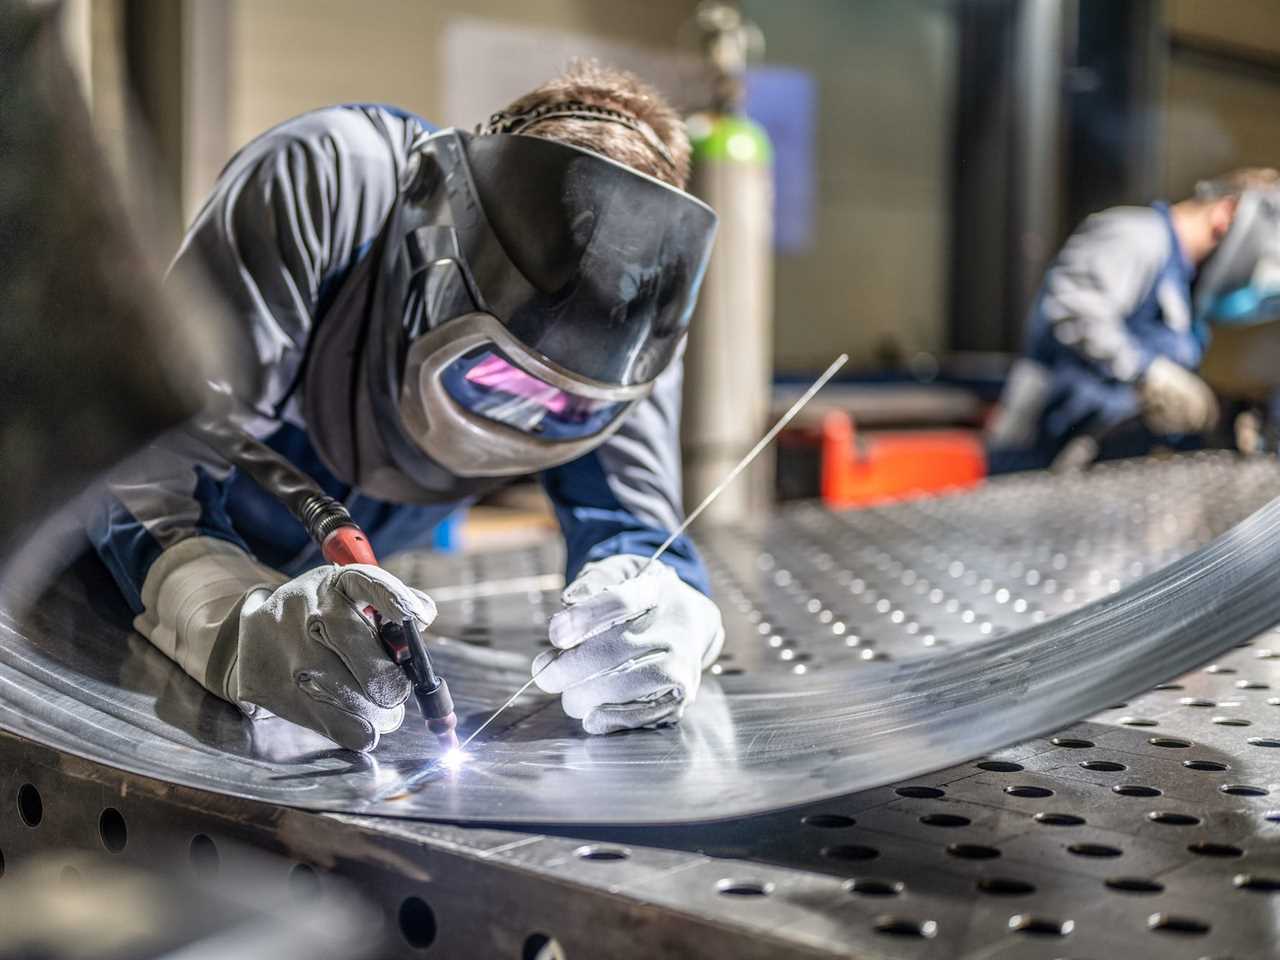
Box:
[1194,186,1280,328]
[350,126,717,481]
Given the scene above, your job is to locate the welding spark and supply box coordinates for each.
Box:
[440,748,469,771]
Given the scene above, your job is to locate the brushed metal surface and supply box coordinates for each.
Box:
[1,453,1279,825]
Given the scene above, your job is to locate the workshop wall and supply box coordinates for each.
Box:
[1163,1,1280,196]
[1165,0,1280,66]
[223,0,955,379]
[225,0,697,157]
[1163,0,1280,397]
[742,0,956,375]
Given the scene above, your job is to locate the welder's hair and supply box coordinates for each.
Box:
[1194,167,1280,200]
[483,60,691,190]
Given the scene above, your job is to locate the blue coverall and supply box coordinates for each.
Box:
[987,202,1208,472]
[85,105,708,638]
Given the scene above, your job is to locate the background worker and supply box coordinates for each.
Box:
[86,63,726,752]
[987,168,1280,472]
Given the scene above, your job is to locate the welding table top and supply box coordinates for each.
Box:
[1,453,1279,831]
[3,453,1280,958]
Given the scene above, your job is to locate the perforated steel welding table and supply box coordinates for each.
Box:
[1,453,1278,958]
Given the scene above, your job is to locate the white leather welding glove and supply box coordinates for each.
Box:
[1138,356,1219,436]
[135,537,434,752]
[533,554,725,735]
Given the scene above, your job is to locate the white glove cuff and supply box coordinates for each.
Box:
[135,536,285,695]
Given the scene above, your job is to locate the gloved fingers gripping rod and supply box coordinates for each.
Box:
[459,353,850,752]
[188,419,458,751]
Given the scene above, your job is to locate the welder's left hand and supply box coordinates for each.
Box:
[532,555,724,735]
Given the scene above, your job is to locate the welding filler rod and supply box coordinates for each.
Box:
[458,352,850,752]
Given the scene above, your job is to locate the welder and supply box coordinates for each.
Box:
[987,168,1280,472]
[85,63,726,752]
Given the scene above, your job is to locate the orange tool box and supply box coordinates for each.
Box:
[819,410,986,508]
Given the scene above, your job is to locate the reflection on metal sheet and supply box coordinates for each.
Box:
[1,454,1279,825]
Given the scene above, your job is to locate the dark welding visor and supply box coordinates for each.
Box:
[406,129,718,387]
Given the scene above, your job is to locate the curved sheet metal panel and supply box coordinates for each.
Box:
[1,454,1278,825]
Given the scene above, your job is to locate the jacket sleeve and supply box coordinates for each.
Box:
[1038,208,1170,383]
[540,355,711,596]
[83,106,412,692]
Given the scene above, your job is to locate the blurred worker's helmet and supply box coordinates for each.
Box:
[310,128,717,481]
[1194,185,1280,328]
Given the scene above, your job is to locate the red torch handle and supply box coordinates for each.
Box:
[321,525,379,567]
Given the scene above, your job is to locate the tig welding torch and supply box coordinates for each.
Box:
[190,416,458,751]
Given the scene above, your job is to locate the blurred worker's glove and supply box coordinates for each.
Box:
[1050,434,1099,473]
[135,537,435,752]
[532,554,724,735]
[1235,409,1265,456]
[1138,356,1219,435]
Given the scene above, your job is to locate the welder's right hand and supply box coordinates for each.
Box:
[1138,356,1219,436]
[218,564,436,752]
